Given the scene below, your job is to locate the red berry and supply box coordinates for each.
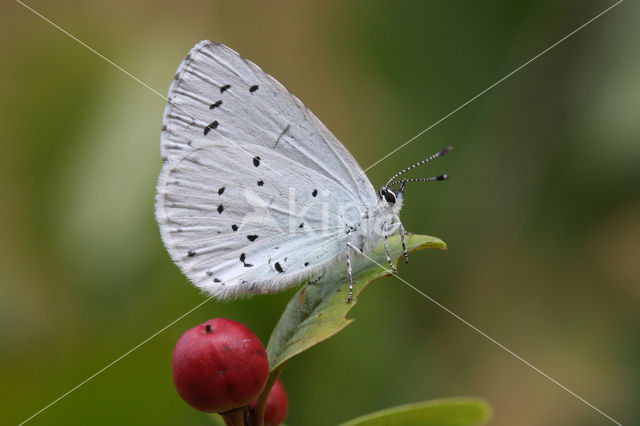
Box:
[171,318,269,413]
[252,379,288,426]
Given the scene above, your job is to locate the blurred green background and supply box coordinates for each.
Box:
[2,1,638,425]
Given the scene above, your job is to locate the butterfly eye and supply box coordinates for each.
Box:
[380,188,396,205]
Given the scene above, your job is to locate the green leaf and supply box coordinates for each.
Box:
[338,398,491,426]
[266,234,445,371]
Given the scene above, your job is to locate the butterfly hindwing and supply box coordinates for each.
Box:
[158,130,361,298]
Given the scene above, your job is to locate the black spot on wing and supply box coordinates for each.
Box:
[203,120,218,135]
[274,262,284,273]
[217,204,224,214]
[312,189,318,197]
[304,262,309,267]
[247,235,258,242]
[220,84,231,93]
[299,222,304,229]
[239,253,253,267]
[231,224,238,231]
[210,100,222,109]
[218,187,225,195]
[253,156,261,167]
[188,250,196,257]
[257,180,264,186]
[249,85,259,93]
[213,278,222,283]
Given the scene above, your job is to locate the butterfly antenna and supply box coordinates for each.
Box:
[388,175,449,188]
[384,146,453,188]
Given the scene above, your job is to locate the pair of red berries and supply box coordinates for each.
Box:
[172,318,288,425]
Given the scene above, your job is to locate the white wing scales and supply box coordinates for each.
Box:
[156,41,377,298]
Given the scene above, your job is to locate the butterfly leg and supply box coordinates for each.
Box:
[396,181,410,263]
[344,243,367,302]
[382,221,398,274]
[345,248,354,303]
[305,272,325,286]
[395,214,408,264]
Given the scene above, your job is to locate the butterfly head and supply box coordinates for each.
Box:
[380,146,452,209]
[379,186,398,206]
[377,186,404,219]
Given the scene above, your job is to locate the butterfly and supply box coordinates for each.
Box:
[156,41,450,302]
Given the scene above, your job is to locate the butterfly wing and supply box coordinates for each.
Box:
[156,41,376,299]
[160,41,375,203]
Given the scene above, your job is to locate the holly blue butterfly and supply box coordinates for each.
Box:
[156,41,450,302]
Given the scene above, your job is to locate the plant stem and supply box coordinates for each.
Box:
[221,407,246,426]
[253,362,287,426]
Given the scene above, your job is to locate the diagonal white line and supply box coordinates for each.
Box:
[357,250,622,425]
[15,0,167,100]
[361,0,624,175]
[18,296,214,425]
[14,0,289,181]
